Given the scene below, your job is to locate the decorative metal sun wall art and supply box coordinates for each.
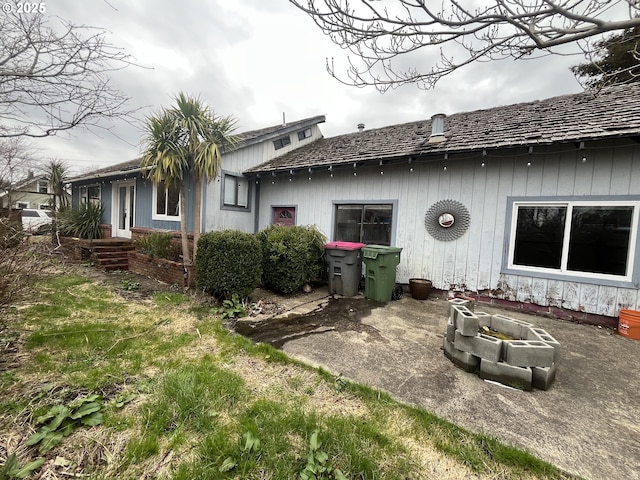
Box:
[424,199,471,241]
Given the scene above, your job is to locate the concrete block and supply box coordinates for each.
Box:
[446,320,455,343]
[479,359,533,391]
[532,363,558,391]
[505,340,555,368]
[528,328,561,362]
[443,337,480,373]
[454,330,503,362]
[448,298,474,319]
[475,311,492,328]
[453,306,479,336]
[490,314,531,339]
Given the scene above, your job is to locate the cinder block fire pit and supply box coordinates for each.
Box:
[443,298,561,391]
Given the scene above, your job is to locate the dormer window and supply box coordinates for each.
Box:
[38,180,49,194]
[297,128,312,141]
[273,135,291,150]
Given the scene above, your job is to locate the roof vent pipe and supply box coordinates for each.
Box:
[429,113,446,143]
[357,123,365,132]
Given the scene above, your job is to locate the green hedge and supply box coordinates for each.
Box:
[258,225,326,294]
[195,230,262,299]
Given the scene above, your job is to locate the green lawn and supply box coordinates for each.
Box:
[0,267,580,479]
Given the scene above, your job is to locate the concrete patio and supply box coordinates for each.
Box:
[241,288,640,480]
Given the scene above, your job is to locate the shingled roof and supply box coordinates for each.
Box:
[70,115,326,183]
[245,84,640,175]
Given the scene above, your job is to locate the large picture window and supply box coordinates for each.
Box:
[334,203,393,245]
[222,173,250,210]
[508,200,638,281]
[154,180,180,220]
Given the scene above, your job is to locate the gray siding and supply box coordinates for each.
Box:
[256,140,640,316]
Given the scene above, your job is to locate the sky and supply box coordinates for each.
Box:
[33,0,589,175]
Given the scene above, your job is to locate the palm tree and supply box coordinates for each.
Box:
[46,159,69,241]
[140,93,237,268]
[47,160,69,212]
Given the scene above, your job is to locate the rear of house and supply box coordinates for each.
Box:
[245,85,640,323]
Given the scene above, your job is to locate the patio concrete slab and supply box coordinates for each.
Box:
[241,288,640,480]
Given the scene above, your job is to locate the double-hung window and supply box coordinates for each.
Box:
[222,173,250,210]
[153,180,180,220]
[506,198,639,283]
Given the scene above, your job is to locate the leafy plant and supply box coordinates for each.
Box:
[258,225,326,294]
[134,232,180,261]
[0,454,45,479]
[300,430,347,480]
[213,294,247,320]
[26,394,104,454]
[196,230,262,299]
[219,431,262,473]
[57,203,104,239]
[121,279,141,291]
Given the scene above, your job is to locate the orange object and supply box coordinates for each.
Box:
[618,309,640,340]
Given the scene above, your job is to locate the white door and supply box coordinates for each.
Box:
[114,181,135,238]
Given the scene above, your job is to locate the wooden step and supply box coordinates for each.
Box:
[92,245,135,253]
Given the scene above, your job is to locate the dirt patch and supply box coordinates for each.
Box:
[235,296,387,348]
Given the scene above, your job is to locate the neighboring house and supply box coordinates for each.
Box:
[244,84,640,321]
[0,173,57,210]
[69,115,326,239]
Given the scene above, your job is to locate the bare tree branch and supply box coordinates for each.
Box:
[0,0,138,137]
[290,0,640,91]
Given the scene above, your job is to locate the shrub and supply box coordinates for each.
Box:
[134,232,180,261]
[195,230,262,299]
[57,203,104,239]
[0,218,23,248]
[257,225,326,294]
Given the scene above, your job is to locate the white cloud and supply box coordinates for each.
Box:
[26,0,586,174]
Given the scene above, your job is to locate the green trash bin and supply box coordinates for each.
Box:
[363,245,403,302]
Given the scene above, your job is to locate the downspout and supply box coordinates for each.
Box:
[253,176,260,234]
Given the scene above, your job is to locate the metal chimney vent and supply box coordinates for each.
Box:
[357,123,365,132]
[429,113,446,143]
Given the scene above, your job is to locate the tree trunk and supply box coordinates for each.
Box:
[192,176,202,261]
[179,184,191,267]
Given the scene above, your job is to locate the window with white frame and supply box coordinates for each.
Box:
[222,173,250,209]
[154,180,180,219]
[507,200,639,281]
[80,185,101,205]
[38,180,49,194]
[16,202,28,209]
[334,203,394,245]
[297,128,312,141]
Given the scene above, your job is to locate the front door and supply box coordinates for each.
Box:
[114,181,135,238]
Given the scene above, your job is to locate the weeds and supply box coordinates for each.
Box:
[300,430,347,480]
[0,267,578,480]
[213,293,247,320]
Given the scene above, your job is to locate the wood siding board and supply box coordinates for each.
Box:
[579,283,599,309]
[616,288,638,311]
[597,286,618,316]
[547,280,564,307]
[561,281,580,311]
[557,149,578,196]
[516,276,533,303]
[531,278,548,305]
[540,153,561,196]
[591,150,614,195]
[609,146,633,195]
